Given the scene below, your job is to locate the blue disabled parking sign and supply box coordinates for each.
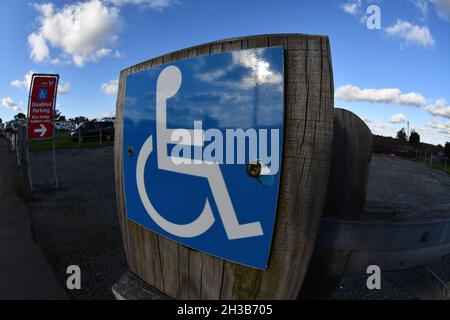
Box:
[123,47,285,269]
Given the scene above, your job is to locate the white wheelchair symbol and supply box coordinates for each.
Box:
[136,66,264,240]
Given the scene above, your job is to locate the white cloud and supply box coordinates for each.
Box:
[361,116,372,124]
[28,33,50,62]
[102,110,116,118]
[10,71,35,90]
[425,119,450,137]
[389,113,407,123]
[58,82,71,95]
[335,84,426,107]
[360,116,447,144]
[197,49,283,90]
[412,0,430,20]
[340,0,361,15]
[408,1,450,22]
[101,79,119,96]
[197,69,226,83]
[29,0,122,67]
[2,97,18,108]
[50,58,62,65]
[431,0,450,21]
[416,126,449,144]
[426,99,450,118]
[362,118,399,137]
[231,50,283,89]
[105,0,178,10]
[438,127,450,136]
[10,80,22,88]
[426,119,444,128]
[1,97,20,111]
[385,20,435,47]
[398,92,427,106]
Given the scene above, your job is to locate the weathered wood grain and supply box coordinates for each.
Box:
[299,108,373,299]
[112,270,171,300]
[115,34,334,299]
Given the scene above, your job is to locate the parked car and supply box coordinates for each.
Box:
[55,121,76,131]
[69,121,114,142]
[101,117,115,124]
[4,121,16,134]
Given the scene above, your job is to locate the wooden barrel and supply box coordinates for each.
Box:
[299,108,450,300]
[114,34,334,299]
[299,108,373,299]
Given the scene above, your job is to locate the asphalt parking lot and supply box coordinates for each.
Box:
[27,146,127,300]
[365,155,450,214]
[26,148,450,300]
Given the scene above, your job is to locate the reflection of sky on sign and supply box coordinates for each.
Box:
[124,47,284,130]
[123,47,284,269]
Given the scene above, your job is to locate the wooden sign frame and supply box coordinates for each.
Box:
[114,34,334,299]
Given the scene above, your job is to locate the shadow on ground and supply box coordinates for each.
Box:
[27,146,127,300]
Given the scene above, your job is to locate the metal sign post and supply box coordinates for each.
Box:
[27,73,60,189]
[52,123,59,188]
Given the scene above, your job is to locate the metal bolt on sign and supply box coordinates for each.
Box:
[246,161,262,178]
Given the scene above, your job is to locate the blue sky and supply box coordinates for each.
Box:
[0,0,449,145]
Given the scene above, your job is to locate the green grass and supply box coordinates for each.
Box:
[28,131,114,151]
[431,161,450,174]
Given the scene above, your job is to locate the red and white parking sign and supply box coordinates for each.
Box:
[27,74,59,140]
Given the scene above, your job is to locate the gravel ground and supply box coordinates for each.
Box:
[365,155,450,214]
[27,146,127,300]
[26,149,450,300]
[333,155,450,300]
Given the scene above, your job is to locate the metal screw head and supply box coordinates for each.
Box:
[127,146,134,157]
[246,161,261,177]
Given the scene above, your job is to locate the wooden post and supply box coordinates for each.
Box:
[56,128,59,147]
[114,34,334,299]
[11,131,17,153]
[298,108,373,299]
[100,126,103,145]
[18,125,33,195]
[52,130,59,188]
[15,131,21,167]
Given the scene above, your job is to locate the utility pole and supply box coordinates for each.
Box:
[407,121,410,138]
